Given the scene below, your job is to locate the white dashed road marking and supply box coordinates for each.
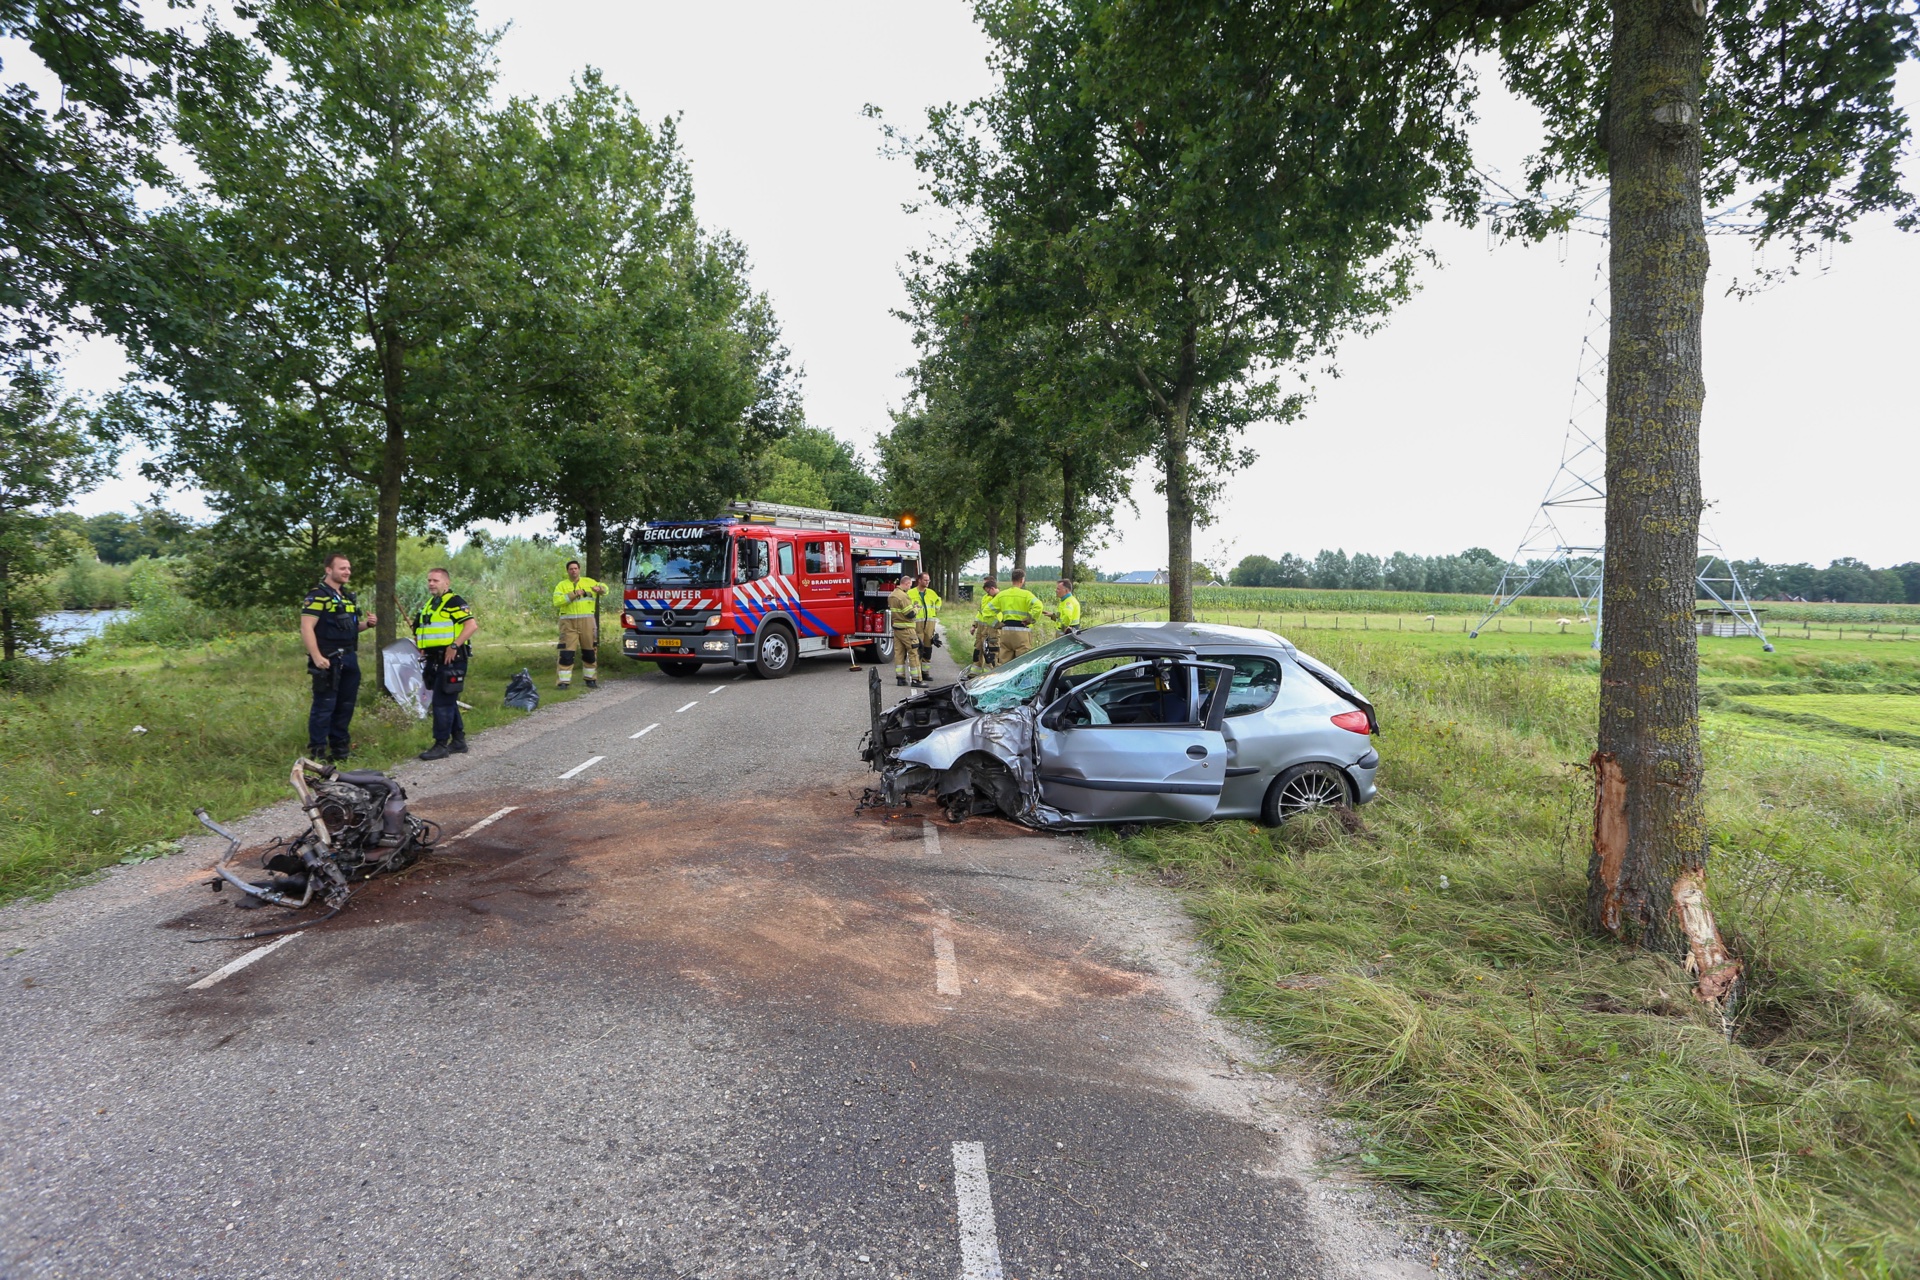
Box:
[951,1142,1005,1279]
[188,932,303,990]
[934,930,961,997]
[629,723,659,740]
[708,685,726,694]
[557,756,604,781]
[675,701,698,714]
[443,806,517,846]
[922,822,942,858]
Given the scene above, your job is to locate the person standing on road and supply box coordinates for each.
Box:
[552,559,607,690]
[993,571,1043,664]
[910,572,942,668]
[888,575,924,687]
[413,567,478,761]
[299,552,377,763]
[971,577,1001,669]
[1048,578,1082,634]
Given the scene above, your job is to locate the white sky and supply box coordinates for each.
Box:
[42,2,1920,571]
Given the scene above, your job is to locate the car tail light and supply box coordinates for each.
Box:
[1331,710,1372,735]
[621,612,637,630]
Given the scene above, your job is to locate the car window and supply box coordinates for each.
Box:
[1201,655,1281,716]
[963,634,1092,712]
[777,542,795,577]
[1059,660,1198,727]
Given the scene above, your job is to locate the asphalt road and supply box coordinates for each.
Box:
[0,643,1437,1279]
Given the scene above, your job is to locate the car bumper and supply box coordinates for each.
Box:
[623,630,744,663]
[1347,748,1380,805]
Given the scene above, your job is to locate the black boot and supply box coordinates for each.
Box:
[449,737,470,754]
[896,675,907,686]
[329,745,352,764]
[584,677,599,690]
[419,742,452,761]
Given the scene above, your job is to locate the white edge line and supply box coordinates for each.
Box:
[188,931,304,990]
[675,701,698,714]
[444,805,517,846]
[708,685,726,693]
[952,1141,1005,1279]
[557,755,605,781]
[629,723,660,739]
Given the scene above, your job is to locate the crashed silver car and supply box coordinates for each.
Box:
[861,622,1379,828]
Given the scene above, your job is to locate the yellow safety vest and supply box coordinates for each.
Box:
[413,593,473,651]
[911,587,942,621]
[1056,594,1081,628]
[994,586,1042,626]
[553,576,603,616]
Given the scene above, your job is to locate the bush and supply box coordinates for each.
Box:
[107,559,282,645]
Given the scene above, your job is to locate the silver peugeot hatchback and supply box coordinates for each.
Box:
[862,621,1379,828]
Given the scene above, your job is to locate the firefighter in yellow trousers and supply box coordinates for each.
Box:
[888,577,924,687]
[910,572,942,668]
[552,559,607,689]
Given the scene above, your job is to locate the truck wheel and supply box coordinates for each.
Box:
[753,624,796,679]
[857,632,894,664]
[657,661,702,678]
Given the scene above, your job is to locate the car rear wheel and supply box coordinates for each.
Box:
[1261,762,1353,825]
[753,624,796,679]
[657,660,702,678]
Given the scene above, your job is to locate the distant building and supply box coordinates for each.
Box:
[1113,569,1168,585]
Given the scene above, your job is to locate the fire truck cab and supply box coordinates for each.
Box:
[621,501,922,679]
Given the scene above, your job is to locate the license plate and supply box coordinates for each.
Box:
[655,638,681,648]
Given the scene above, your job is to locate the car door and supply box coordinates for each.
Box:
[1032,659,1232,823]
[799,536,852,636]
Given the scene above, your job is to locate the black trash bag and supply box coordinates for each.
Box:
[503,668,540,713]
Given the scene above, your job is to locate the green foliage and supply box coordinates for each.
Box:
[756,426,882,514]
[1115,635,1919,1278]
[0,358,117,659]
[73,507,199,564]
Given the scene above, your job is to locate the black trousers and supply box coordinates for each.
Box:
[307,648,361,752]
[426,658,466,744]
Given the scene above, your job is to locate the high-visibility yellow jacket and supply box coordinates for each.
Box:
[910,586,942,621]
[993,586,1042,626]
[553,576,604,616]
[1054,593,1082,628]
[413,592,474,654]
[975,592,1001,626]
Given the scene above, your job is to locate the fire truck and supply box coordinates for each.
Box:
[620,501,922,679]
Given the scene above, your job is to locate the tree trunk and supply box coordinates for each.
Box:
[0,548,13,662]
[1013,479,1028,576]
[1590,0,1737,1004]
[583,500,606,582]
[373,313,407,687]
[1163,344,1198,623]
[987,509,1000,580]
[1060,453,1078,583]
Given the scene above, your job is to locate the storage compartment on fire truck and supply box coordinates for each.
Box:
[851,545,916,638]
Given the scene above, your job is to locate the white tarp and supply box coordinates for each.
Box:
[382,639,429,719]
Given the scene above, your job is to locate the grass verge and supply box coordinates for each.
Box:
[1110,634,1919,1279]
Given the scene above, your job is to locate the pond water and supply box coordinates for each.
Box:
[37,609,132,650]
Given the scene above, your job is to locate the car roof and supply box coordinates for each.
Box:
[1076,620,1295,654]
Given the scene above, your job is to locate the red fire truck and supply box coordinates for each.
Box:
[620,501,922,678]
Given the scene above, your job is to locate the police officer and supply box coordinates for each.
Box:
[552,559,607,690]
[993,570,1043,663]
[971,577,1001,670]
[299,552,377,763]
[910,572,942,667]
[1048,578,1082,633]
[888,575,924,686]
[413,567,478,761]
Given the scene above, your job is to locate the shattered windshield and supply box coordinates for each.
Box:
[627,526,729,590]
[962,634,1090,713]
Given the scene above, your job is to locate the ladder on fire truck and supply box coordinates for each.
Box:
[726,500,908,536]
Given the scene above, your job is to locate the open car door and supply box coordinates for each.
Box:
[1032,659,1234,824]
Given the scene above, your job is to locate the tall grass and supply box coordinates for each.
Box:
[1116,636,1919,1279]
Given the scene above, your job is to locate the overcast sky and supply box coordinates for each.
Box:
[47,1,1920,572]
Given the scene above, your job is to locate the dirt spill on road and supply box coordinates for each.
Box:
[158,785,1152,1030]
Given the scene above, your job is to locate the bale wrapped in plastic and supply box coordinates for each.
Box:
[382,639,429,719]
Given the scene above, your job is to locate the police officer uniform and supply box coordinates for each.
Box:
[301,581,366,760]
[888,581,923,686]
[993,581,1043,663]
[413,590,476,759]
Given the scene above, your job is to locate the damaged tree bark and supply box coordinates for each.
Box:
[1588,0,1739,1011]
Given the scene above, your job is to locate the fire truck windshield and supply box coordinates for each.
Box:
[626,528,729,589]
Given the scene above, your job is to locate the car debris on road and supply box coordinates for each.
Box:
[194,757,439,938]
[861,622,1380,831]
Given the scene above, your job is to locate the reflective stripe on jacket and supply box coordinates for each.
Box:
[994,586,1042,626]
[910,587,942,621]
[1056,594,1081,628]
[888,586,917,628]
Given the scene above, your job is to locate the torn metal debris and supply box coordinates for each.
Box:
[195,758,439,937]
